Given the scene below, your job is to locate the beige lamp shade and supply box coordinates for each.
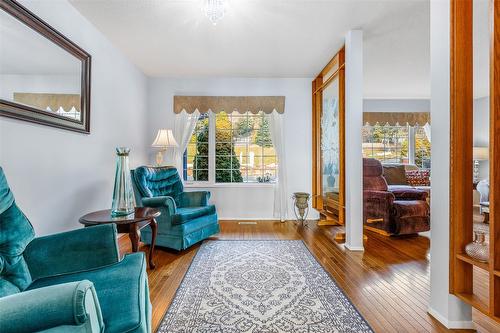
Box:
[152,129,178,148]
[473,147,489,160]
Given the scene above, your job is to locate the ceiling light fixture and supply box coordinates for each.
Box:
[203,0,225,25]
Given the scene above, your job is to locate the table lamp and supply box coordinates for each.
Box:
[152,129,178,166]
[473,146,489,182]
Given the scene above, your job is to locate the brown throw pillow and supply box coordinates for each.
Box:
[383,164,408,185]
[406,169,431,187]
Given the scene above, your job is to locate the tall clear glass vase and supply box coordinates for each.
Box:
[111,147,136,217]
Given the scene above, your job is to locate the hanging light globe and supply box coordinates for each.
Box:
[204,0,225,25]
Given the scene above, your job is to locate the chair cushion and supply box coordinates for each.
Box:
[0,167,14,215]
[406,169,431,186]
[0,168,35,297]
[170,212,218,236]
[363,158,389,191]
[363,158,384,177]
[476,180,489,203]
[27,253,147,333]
[133,166,183,204]
[172,205,216,225]
[388,185,428,201]
[383,164,408,185]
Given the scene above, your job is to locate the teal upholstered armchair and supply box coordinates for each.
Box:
[131,166,219,250]
[0,168,151,333]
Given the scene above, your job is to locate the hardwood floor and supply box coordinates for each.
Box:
[118,221,500,333]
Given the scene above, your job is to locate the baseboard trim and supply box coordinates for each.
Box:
[344,244,364,251]
[219,217,280,221]
[427,307,475,329]
[219,218,319,222]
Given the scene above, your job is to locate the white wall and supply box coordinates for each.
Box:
[147,77,313,220]
[364,98,430,113]
[474,97,489,147]
[0,0,148,235]
[428,0,473,328]
[0,74,80,100]
[473,96,489,179]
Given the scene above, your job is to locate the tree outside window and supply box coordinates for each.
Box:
[214,112,243,183]
[415,127,431,168]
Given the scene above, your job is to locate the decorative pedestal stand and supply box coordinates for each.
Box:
[293,192,311,227]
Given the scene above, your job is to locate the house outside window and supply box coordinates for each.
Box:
[184,113,209,182]
[362,123,431,169]
[183,111,277,184]
[362,124,409,163]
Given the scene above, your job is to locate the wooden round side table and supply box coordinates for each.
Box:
[79,207,160,269]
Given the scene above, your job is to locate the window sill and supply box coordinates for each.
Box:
[184,182,276,189]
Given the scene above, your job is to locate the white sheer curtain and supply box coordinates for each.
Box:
[269,112,288,221]
[169,110,200,177]
[423,122,431,142]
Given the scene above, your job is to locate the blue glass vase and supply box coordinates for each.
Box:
[111,147,136,217]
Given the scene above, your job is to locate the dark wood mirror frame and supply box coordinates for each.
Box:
[0,0,91,134]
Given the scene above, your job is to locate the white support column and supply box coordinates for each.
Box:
[344,30,364,251]
[428,0,473,328]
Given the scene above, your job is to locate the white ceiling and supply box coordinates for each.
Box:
[69,0,431,98]
[65,0,495,99]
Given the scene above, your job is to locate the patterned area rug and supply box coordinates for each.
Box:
[158,240,373,333]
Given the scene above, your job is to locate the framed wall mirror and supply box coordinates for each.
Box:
[0,0,91,133]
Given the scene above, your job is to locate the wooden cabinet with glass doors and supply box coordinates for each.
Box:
[312,47,345,225]
[450,0,500,324]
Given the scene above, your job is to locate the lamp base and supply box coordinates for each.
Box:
[473,159,480,183]
[155,150,164,166]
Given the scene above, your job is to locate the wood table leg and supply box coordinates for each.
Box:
[148,218,157,269]
[129,224,140,252]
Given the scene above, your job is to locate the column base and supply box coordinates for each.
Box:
[427,307,475,329]
[344,243,364,251]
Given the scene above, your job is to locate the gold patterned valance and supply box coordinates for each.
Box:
[174,96,285,114]
[13,92,81,112]
[363,112,430,126]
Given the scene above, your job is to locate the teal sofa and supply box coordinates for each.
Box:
[131,166,219,251]
[0,168,151,333]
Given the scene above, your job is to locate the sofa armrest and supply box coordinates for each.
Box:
[142,196,176,215]
[0,280,104,333]
[178,191,211,207]
[363,190,394,227]
[389,186,428,201]
[25,224,120,281]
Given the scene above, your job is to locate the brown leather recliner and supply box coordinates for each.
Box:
[363,158,430,235]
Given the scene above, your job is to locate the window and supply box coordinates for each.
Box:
[414,126,431,169]
[362,123,431,169]
[183,111,277,184]
[184,113,209,182]
[362,124,409,163]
